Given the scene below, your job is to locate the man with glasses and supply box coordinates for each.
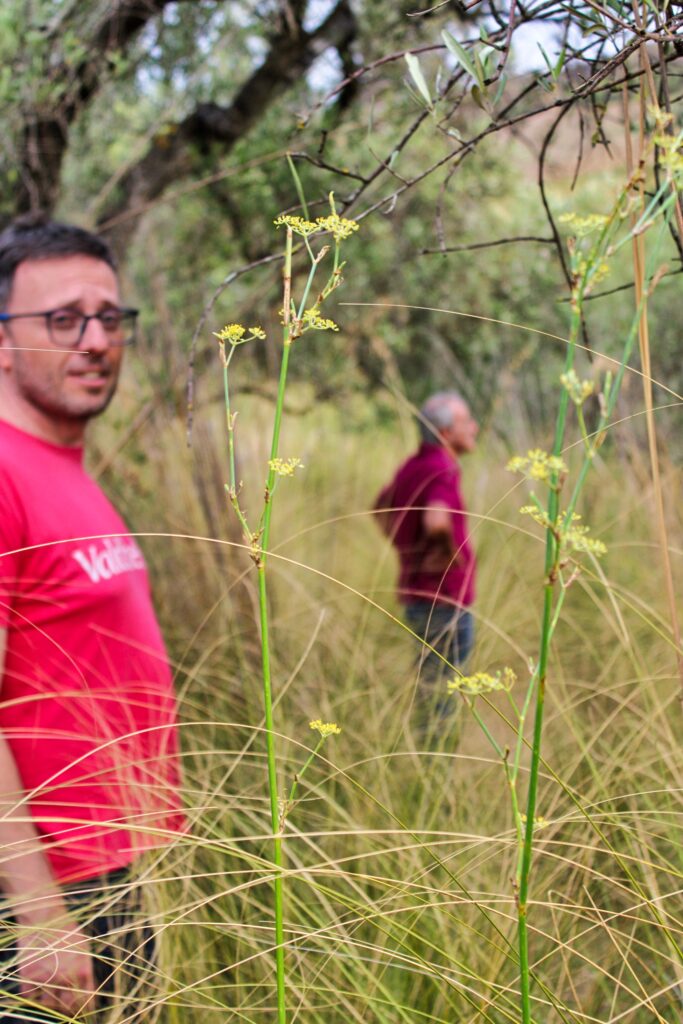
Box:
[0,216,184,1020]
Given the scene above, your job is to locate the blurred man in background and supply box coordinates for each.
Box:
[0,216,184,1020]
[375,391,478,737]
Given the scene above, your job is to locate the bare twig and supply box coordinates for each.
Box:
[420,235,555,255]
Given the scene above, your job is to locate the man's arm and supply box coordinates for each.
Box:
[373,483,395,538]
[421,503,459,572]
[0,629,95,1016]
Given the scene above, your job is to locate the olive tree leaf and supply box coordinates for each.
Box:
[442,29,480,86]
[404,52,432,109]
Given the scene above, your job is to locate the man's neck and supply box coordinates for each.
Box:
[421,440,458,461]
[0,391,86,447]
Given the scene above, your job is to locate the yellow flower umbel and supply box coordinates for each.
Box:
[274,215,319,237]
[558,212,609,237]
[519,814,549,832]
[316,191,359,242]
[302,308,338,331]
[214,323,266,368]
[315,213,359,242]
[274,194,359,243]
[448,668,517,696]
[507,449,568,483]
[560,369,594,406]
[214,323,266,344]
[519,507,607,559]
[563,515,607,557]
[309,720,342,738]
[652,109,683,185]
[268,457,304,477]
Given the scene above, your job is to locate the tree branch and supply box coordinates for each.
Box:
[419,235,555,255]
[15,0,198,216]
[98,0,357,256]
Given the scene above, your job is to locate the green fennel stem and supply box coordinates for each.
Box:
[256,229,294,1024]
[257,563,287,1024]
[516,295,581,1024]
[222,357,250,538]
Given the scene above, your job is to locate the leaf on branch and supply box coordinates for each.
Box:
[442,30,480,86]
[404,52,433,109]
[471,84,491,113]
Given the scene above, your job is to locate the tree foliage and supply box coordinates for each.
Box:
[1,0,681,424]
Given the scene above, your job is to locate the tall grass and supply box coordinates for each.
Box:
[94,376,682,1022]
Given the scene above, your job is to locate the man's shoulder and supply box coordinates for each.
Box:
[401,445,459,482]
[0,422,46,507]
[0,437,28,544]
[0,421,43,471]
[0,425,23,495]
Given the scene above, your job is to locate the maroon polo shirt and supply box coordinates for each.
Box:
[375,442,475,608]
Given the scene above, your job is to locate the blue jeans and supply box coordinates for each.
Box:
[404,602,474,737]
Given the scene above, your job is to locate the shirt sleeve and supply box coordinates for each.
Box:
[0,471,26,629]
[374,481,394,511]
[423,467,471,555]
[421,468,457,509]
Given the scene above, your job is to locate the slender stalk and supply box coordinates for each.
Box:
[623,76,683,692]
[286,152,309,220]
[215,207,360,1022]
[286,740,323,811]
[222,352,251,538]
[517,583,552,1023]
[516,294,581,1022]
[255,227,294,1024]
[256,563,287,1024]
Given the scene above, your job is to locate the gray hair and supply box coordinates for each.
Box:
[417,391,465,444]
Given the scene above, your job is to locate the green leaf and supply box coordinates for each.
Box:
[493,73,508,108]
[478,44,496,78]
[553,46,567,81]
[534,73,555,94]
[442,30,479,84]
[471,84,491,113]
[537,42,554,77]
[474,49,486,87]
[404,52,432,110]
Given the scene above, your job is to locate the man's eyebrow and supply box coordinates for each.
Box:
[53,300,122,310]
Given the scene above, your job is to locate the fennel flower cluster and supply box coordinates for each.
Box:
[448,667,517,696]
[560,369,594,406]
[268,457,304,477]
[563,517,607,556]
[558,212,609,237]
[274,209,358,243]
[519,507,607,558]
[213,323,266,344]
[507,449,568,482]
[653,110,683,185]
[519,814,549,831]
[309,720,342,738]
[302,308,338,331]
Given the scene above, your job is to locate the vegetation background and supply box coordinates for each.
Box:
[1,1,681,1021]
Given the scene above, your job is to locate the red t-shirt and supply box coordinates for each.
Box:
[0,420,184,883]
[375,442,475,607]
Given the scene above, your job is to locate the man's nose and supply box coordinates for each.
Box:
[79,316,110,353]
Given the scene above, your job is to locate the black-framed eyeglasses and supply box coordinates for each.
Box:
[0,307,139,348]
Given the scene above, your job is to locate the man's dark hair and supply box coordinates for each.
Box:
[0,214,116,309]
